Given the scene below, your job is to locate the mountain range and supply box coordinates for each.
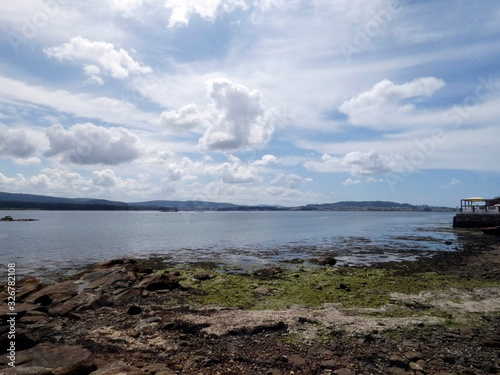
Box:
[0,191,454,212]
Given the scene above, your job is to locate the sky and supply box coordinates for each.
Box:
[0,0,499,207]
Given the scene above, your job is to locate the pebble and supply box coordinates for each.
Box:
[409,362,424,371]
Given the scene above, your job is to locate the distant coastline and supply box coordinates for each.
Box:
[0,191,454,212]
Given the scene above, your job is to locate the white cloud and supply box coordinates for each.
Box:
[251,154,278,166]
[270,173,304,189]
[44,36,152,79]
[0,124,38,159]
[92,169,119,187]
[110,0,145,13]
[0,75,153,128]
[449,178,462,186]
[160,104,204,133]
[198,79,274,152]
[305,151,408,177]
[343,178,362,185]
[44,123,142,165]
[164,0,247,28]
[83,64,104,85]
[208,155,262,184]
[0,168,155,199]
[164,157,201,182]
[339,77,445,129]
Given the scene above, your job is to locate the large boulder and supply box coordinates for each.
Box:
[13,344,96,375]
[14,279,43,302]
[137,273,179,291]
[25,282,78,306]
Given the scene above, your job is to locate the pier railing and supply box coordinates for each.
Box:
[458,206,500,214]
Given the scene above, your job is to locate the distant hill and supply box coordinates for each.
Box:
[0,192,453,212]
[131,200,241,211]
[294,201,454,212]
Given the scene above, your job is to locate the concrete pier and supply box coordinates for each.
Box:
[453,214,500,228]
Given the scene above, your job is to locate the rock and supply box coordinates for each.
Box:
[0,331,38,353]
[254,287,270,295]
[95,259,136,268]
[87,269,131,290]
[0,302,43,319]
[15,279,43,302]
[388,367,408,375]
[404,351,424,361]
[314,256,337,266]
[483,338,500,348]
[288,354,306,366]
[18,310,49,325]
[320,359,337,368]
[25,281,78,306]
[253,267,283,278]
[113,288,142,303]
[89,361,146,375]
[334,369,353,375]
[194,273,214,281]
[409,362,424,371]
[0,367,54,375]
[138,273,179,291]
[48,291,104,316]
[14,344,96,375]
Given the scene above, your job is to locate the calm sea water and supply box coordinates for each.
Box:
[0,210,490,281]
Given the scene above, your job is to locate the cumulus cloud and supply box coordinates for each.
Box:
[198,79,274,152]
[164,0,247,28]
[343,178,362,185]
[110,0,145,13]
[0,125,38,159]
[339,77,445,128]
[44,37,152,80]
[271,173,304,189]
[0,168,154,198]
[305,150,408,177]
[208,155,262,184]
[83,64,104,85]
[92,169,119,187]
[252,154,278,166]
[160,104,204,133]
[164,157,201,182]
[44,123,142,165]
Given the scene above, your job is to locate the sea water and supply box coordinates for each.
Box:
[0,210,489,281]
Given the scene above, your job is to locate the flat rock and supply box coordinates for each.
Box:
[138,273,179,291]
[15,279,43,302]
[89,361,146,375]
[0,367,54,375]
[15,344,96,375]
[288,354,306,366]
[254,287,270,295]
[48,291,109,316]
[25,281,78,306]
[87,268,131,290]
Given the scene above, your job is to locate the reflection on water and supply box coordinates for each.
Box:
[0,210,497,282]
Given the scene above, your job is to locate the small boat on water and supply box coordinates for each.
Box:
[482,226,500,235]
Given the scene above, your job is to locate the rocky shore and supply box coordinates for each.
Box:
[1,243,499,375]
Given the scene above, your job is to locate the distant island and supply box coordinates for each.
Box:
[0,191,454,212]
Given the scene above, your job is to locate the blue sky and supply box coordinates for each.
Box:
[0,0,499,207]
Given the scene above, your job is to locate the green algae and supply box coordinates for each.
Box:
[165,264,499,313]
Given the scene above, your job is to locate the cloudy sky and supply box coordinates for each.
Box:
[0,0,499,207]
